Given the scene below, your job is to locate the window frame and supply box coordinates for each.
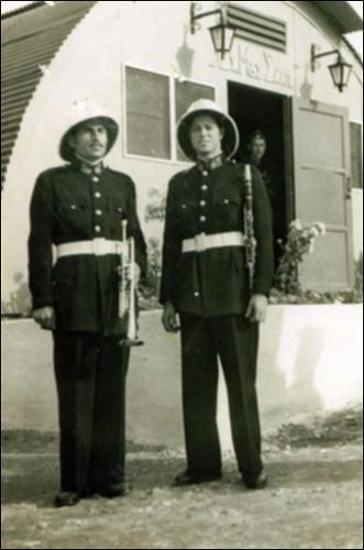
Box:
[122,63,173,163]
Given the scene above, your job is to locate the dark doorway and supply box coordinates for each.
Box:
[228,81,289,270]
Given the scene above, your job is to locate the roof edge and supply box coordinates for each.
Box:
[343,35,363,67]
[1,2,56,20]
[311,1,363,34]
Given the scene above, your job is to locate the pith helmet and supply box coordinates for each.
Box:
[177,99,239,161]
[59,99,119,162]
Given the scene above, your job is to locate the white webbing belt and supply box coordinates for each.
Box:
[182,231,246,253]
[56,238,125,258]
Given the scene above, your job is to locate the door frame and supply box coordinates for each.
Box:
[291,97,354,290]
[227,79,293,234]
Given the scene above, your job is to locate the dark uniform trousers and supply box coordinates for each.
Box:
[160,156,273,478]
[53,331,130,493]
[180,314,262,477]
[28,161,147,494]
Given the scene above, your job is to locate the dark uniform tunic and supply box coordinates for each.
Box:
[28,160,147,494]
[160,155,273,477]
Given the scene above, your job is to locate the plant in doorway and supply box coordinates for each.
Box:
[270,220,363,304]
[273,219,326,295]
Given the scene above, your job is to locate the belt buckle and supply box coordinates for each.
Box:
[195,232,206,252]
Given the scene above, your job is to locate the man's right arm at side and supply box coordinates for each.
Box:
[159,176,181,333]
[28,172,55,330]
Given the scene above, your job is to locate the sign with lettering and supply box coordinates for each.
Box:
[211,43,294,91]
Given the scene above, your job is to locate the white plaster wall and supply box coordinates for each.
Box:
[2,305,362,448]
[290,1,363,117]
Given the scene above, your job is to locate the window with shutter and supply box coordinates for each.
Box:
[126,66,171,159]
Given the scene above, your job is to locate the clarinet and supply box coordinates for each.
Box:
[243,164,257,292]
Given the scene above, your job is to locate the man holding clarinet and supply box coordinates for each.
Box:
[160,99,274,489]
[28,100,147,507]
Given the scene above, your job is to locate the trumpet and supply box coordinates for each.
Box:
[243,164,257,292]
[119,219,143,346]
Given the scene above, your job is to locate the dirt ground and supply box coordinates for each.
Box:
[1,409,363,550]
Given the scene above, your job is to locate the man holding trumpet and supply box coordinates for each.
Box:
[28,101,146,507]
[160,100,273,489]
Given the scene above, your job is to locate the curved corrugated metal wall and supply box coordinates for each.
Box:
[1,0,97,189]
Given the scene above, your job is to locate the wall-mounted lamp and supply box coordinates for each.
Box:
[190,2,235,60]
[311,44,353,93]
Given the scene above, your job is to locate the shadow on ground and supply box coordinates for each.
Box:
[1,408,363,549]
[2,446,362,507]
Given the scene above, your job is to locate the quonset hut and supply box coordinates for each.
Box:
[1,0,362,313]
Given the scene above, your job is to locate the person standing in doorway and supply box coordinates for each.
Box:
[160,100,274,489]
[247,130,285,268]
[28,101,147,507]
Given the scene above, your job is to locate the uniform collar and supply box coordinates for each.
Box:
[196,153,225,172]
[72,157,105,176]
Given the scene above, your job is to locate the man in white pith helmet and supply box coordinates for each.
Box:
[28,99,147,507]
[160,99,274,490]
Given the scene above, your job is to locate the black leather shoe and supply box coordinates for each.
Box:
[54,491,80,507]
[80,485,96,499]
[173,471,222,486]
[242,470,268,490]
[97,482,131,498]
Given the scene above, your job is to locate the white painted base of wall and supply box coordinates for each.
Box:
[2,305,362,451]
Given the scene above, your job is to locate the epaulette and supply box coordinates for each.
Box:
[182,164,196,175]
[39,165,70,178]
[172,165,194,180]
[230,160,244,174]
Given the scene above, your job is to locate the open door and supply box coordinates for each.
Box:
[292,98,354,290]
[228,81,287,270]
